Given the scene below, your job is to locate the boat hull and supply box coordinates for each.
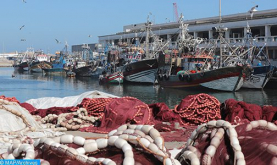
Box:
[123,59,158,83]
[73,64,100,77]
[242,65,275,89]
[99,72,124,84]
[157,66,245,91]
[43,68,65,75]
[14,62,29,71]
[30,61,52,73]
[91,67,105,78]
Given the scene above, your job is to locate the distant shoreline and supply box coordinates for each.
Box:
[0,58,13,67]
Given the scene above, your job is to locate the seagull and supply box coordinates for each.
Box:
[20,39,26,41]
[55,39,61,44]
[88,35,92,37]
[22,0,26,3]
[19,25,25,30]
[249,5,258,19]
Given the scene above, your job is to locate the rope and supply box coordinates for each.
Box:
[173,93,221,125]
[77,98,114,118]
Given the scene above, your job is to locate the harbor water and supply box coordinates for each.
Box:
[1,67,277,108]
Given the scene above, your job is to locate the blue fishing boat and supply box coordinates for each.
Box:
[42,52,66,75]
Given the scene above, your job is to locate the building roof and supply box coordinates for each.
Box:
[99,9,277,37]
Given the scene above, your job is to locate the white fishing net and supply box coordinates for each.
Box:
[0,103,42,132]
[25,90,119,109]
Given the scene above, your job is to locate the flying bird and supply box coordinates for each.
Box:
[21,39,26,41]
[88,35,92,37]
[249,5,258,19]
[55,39,61,44]
[19,25,25,30]
[22,0,26,3]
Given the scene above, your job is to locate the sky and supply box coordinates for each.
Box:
[0,0,276,54]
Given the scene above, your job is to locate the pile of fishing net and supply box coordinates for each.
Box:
[1,92,277,164]
[21,92,277,133]
[2,124,181,165]
[0,96,41,132]
[20,93,223,143]
[175,119,277,165]
[1,120,276,165]
[221,99,277,124]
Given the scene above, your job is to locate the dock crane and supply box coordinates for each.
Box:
[173,3,179,22]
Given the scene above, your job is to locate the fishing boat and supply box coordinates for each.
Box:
[99,71,124,84]
[72,44,102,77]
[156,14,251,91]
[13,47,34,72]
[73,61,102,77]
[29,61,52,73]
[265,70,277,89]
[158,65,245,91]
[99,49,125,84]
[14,61,29,72]
[242,65,275,89]
[42,52,66,75]
[122,18,164,84]
[29,54,52,73]
[240,24,275,89]
[123,58,158,83]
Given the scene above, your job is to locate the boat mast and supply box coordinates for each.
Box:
[219,0,221,24]
[145,14,151,59]
[219,0,223,67]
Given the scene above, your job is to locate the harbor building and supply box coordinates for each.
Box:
[97,9,277,65]
[71,43,104,56]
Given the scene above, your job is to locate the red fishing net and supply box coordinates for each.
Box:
[29,106,75,118]
[262,105,277,122]
[80,97,154,133]
[18,94,277,147]
[149,102,181,122]
[174,93,221,125]
[221,99,277,123]
[75,98,114,117]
